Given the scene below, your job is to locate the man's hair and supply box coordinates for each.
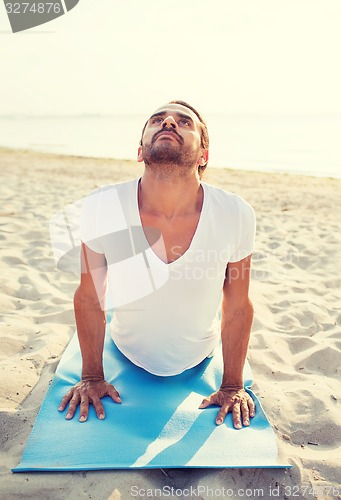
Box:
[139,100,209,178]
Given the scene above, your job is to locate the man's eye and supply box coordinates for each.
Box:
[152,117,163,123]
[179,119,190,126]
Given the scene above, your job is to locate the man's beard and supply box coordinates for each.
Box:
[142,140,200,181]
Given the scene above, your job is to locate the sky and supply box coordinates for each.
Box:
[1,0,341,116]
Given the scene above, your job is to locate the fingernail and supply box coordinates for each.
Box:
[250,412,255,417]
[79,416,86,422]
[66,413,72,419]
[199,403,205,408]
[216,419,222,425]
[58,405,63,411]
[235,423,242,429]
[99,413,104,420]
[244,420,249,425]
[117,397,122,403]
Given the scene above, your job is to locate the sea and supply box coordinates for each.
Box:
[0,114,340,178]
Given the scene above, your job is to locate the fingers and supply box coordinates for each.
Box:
[216,405,230,425]
[203,390,256,428]
[65,393,81,420]
[108,385,122,404]
[247,396,256,418]
[58,389,74,412]
[217,403,245,429]
[230,395,255,428]
[78,394,90,422]
[232,404,242,429]
[91,396,105,420]
[58,382,123,423]
[241,400,250,426]
[199,396,212,409]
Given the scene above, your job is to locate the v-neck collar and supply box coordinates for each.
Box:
[133,177,208,267]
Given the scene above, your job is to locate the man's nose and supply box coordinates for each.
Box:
[162,115,177,129]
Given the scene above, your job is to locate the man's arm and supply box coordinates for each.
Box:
[58,242,121,422]
[199,254,255,428]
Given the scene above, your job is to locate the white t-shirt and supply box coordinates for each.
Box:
[80,178,256,376]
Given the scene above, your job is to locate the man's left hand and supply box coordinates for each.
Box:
[199,388,255,429]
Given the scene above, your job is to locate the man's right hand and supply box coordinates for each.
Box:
[58,379,122,422]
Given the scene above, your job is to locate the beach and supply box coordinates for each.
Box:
[0,146,340,499]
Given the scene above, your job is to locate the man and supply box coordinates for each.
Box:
[58,100,256,429]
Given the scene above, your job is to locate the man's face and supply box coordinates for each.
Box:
[138,103,208,172]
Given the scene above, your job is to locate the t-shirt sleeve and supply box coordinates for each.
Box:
[80,189,105,254]
[229,198,256,263]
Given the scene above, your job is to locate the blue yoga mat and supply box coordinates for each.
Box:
[13,326,289,471]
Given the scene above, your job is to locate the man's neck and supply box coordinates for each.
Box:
[139,169,203,220]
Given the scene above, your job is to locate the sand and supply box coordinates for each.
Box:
[0,146,340,499]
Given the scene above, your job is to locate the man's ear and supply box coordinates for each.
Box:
[199,149,209,166]
[137,146,144,163]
